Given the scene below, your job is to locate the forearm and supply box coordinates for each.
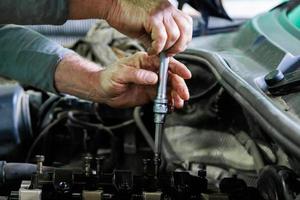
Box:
[54,54,104,102]
[68,0,113,20]
[0,0,113,25]
[0,25,72,92]
[0,25,104,99]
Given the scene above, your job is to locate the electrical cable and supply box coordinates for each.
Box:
[26,112,68,163]
[189,81,219,101]
[36,95,61,129]
[68,111,135,130]
[93,103,104,123]
[108,119,135,130]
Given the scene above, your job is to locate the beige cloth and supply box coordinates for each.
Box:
[71,20,145,67]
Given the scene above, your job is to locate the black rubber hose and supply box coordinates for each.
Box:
[0,161,53,186]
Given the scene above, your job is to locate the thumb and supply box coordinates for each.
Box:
[118,67,158,85]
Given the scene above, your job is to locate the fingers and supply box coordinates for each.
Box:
[111,52,190,109]
[163,16,180,50]
[117,66,158,85]
[172,91,184,108]
[169,74,188,109]
[133,53,191,80]
[144,72,189,109]
[169,58,192,79]
[167,14,193,56]
[169,73,190,101]
[148,19,168,55]
[147,6,193,55]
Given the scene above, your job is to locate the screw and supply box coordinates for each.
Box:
[36,155,45,175]
[83,154,93,176]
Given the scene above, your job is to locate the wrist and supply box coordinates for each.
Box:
[54,53,105,102]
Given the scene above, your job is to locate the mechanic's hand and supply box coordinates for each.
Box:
[96,52,191,108]
[106,0,193,56]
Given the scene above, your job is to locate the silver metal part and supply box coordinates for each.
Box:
[157,53,169,101]
[143,191,162,200]
[35,155,44,175]
[82,190,103,200]
[83,154,93,176]
[19,180,42,200]
[153,52,169,178]
[153,52,169,124]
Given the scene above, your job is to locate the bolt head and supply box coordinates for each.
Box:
[35,155,45,162]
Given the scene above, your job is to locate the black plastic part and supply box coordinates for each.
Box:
[53,169,74,194]
[265,55,300,95]
[113,170,133,194]
[219,176,247,196]
[0,162,40,187]
[268,70,300,96]
[265,70,285,87]
[4,157,209,200]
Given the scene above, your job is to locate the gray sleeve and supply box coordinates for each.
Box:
[0,25,74,93]
[0,0,69,25]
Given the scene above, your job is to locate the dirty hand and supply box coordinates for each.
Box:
[96,52,191,108]
[105,0,193,56]
[55,52,191,108]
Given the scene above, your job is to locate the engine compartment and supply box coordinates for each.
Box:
[0,54,299,200]
[1,1,300,200]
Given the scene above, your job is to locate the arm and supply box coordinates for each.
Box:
[0,25,191,108]
[0,25,73,93]
[0,0,192,108]
[0,0,192,55]
[0,0,111,25]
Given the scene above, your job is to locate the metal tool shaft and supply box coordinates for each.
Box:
[153,53,169,179]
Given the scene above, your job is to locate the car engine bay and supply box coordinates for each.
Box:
[0,53,298,200]
[0,1,300,200]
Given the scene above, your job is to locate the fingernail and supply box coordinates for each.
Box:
[187,70,192,79]
[145,74,157,84]
[179,100,184,108]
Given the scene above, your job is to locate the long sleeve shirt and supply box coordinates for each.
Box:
[0,0,73,93]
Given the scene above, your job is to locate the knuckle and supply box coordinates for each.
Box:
[170,29,180,42]
[158,31,168,42]
[150,15,161,26]
[182,23,190,34]
[135,52,147,58]
[186,15,193,24]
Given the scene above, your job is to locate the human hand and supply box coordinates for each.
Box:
[105,0,193,56]
[95,52,191,108]
[55,52,191,108]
